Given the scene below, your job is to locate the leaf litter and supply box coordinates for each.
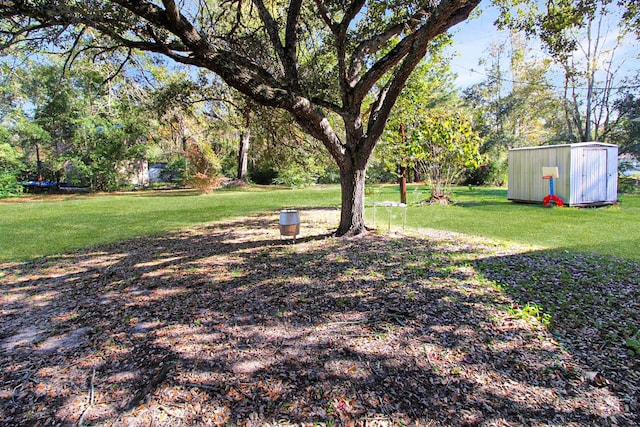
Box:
[0,208,638,426]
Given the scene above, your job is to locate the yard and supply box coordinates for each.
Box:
[1,186,639,262]
[1,187,639,425]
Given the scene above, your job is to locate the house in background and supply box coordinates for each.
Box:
[129,160,149,187]
[508,142,618,207]
[148,163,166,183]
[118,160,149,187]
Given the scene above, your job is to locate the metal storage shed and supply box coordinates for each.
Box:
[508,142,618,206]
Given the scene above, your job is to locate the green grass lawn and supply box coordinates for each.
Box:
[1,184,638,261]
[365,184,640,260]
[0,187,341,262]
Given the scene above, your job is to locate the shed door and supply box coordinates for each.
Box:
[580,148,608,203]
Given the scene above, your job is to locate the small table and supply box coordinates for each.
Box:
[370,201,407,231]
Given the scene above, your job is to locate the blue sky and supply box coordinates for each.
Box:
[450,5,507,88]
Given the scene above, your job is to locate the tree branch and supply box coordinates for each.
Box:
[361,0,480,154]
[113,0,210,52]
[336,0,368,91]
[62,27,87,76]
[354,0,480,107]
[102,48,133,87]
[162,0,181,25]
[284,0,302,89]
[313,0,338,33]
[252,0,287,75]
[346,2,430,86]
[0,20,56,50]
[348,21,407,86]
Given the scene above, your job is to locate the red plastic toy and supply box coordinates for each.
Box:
[542,175,564,207]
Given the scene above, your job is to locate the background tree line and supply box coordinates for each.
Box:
[0,1,638,203]
[0,53,335,196]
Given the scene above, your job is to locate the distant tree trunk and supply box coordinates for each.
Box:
[562,76,577,141]
[36,143,43,183]
[413,166,421,182]
[583,19,594,141]
[237,105,251,181]
[237,131,249,181]
[399,165,407,204]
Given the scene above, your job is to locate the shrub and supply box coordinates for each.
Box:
[618,174,640,194]
[250,166,278,185]
[0,173,23,198]
[186,142,222,179]
[62,158,92,187]
[464,159,508,186]
[191,173,224,193]
[163,157,188,184]
[366,160,397,183]
[317,165,341,184]
[0,142,25,198]
[273,164,318,188]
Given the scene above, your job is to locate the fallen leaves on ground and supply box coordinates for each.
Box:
[0,208,638,426]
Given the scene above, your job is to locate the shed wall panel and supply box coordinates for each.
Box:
[569,149,580,205]
[508,145,571,203]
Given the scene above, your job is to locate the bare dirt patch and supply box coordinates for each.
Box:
[1,209,638,426]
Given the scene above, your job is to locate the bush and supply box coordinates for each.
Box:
[186,142,222,179]
[0,173,23,198]
[191,173,224,193]
[618,174,640,194]
[273,164,318,188]
[163,157,188,184]
[317,165,341,184]
[464,159,507,186]
[366,160,397,183]
[0,142,25,198]
[250,166,278,185]
[62,159,92,187]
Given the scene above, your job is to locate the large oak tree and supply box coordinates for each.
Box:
[1,0,481,235]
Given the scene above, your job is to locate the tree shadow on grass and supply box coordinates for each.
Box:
[0,210,636,426]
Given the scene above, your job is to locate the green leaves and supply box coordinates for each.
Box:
[0,141,24,198]
[0,56,155,191]
[413,109,484,196]
[377,41,458,173]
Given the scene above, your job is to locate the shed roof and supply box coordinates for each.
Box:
[509,142,617,152]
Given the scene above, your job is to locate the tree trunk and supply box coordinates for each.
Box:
[399,124,407,203]
[237,131,249,181]
[336,162,367,237]
[399,165,407,204]
[413,166,421,183]
[36,143,43,183]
